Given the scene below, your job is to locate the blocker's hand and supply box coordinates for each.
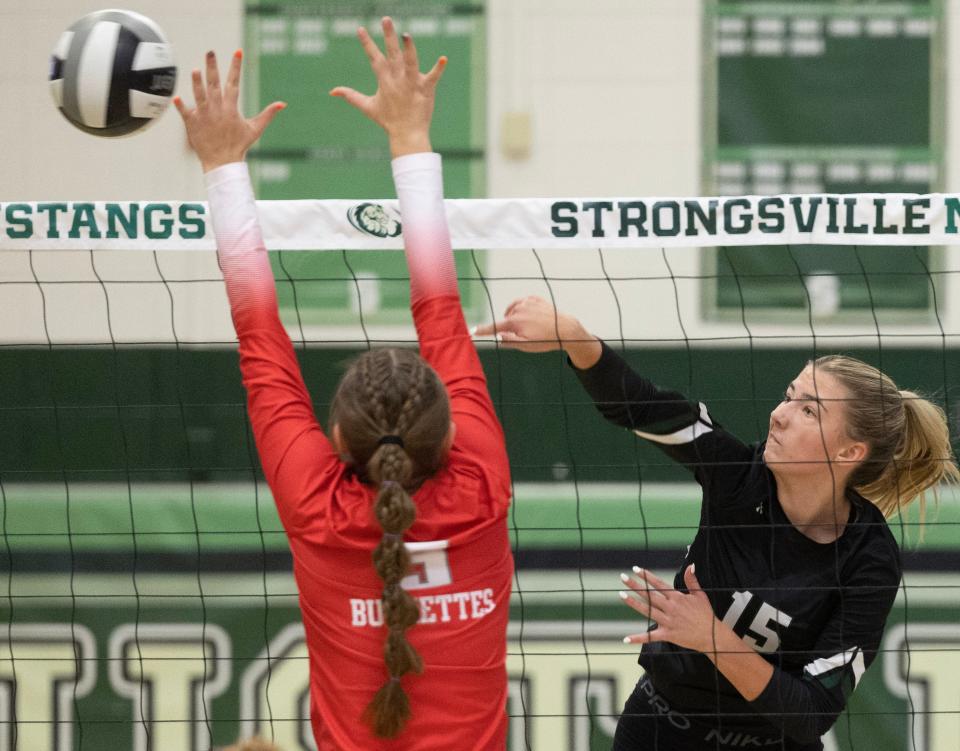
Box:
[330,16,446,158]
[174,50,285,172]
[620,565,721,655]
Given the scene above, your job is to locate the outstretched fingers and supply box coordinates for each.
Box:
[425,55,448,87]
[205,50,222,105]
[172,95,190,121]
[191,68,206,108]
[401,32,419,76]
[619,588,666,623]
[637,567,669,589]
[623,630,657,646]
[224,49,243,106]
[473,319,513,337]
[620,569,670,645]
[382,16,402,62]
[251,101,287,138]
[330,86,374,117]
[356,25,385,67]
[622,568,669,603]
[619,566,673,635]
[631,566,672,593]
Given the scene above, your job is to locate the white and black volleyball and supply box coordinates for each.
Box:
[49,9,177,137]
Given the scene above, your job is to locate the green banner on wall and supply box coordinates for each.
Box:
[705,0,943,319]
[244,1,486,325]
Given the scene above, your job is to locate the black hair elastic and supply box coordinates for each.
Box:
[377,434,404,448]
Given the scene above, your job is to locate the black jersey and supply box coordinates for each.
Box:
[573,342,901,749]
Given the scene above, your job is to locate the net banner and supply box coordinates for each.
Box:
[3,193,960,250]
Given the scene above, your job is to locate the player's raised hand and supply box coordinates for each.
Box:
[619,565,719,655]
[173,50,286,172]
[474,296,569,352]
[331,16,447,157]
[473,296,602,369]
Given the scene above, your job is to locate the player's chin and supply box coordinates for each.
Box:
[762,446,794,474]
[762,443,776,464]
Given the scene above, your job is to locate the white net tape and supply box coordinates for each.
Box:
[2,193,960,250]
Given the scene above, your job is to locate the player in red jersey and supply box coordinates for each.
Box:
[175,18,512,750]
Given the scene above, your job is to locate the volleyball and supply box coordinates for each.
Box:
[49,9,177,137]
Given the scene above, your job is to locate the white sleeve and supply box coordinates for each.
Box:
[204,162,278,331]
[391,152,457,301]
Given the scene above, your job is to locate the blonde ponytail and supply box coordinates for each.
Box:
[857,390,960,518]
[814,356,959,519]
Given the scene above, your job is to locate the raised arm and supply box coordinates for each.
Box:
[332,19,508,478]
[330,17,453,302]
[175,52,335,528]
[174,50,285,329]
[476,296,753,484]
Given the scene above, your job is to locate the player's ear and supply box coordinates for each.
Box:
[441,421,456,455]
[332,423,353,462]
[836,439,867,465]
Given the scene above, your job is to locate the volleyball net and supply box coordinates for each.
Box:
[2,192,959,751]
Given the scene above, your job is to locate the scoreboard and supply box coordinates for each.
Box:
[706,1,942,318]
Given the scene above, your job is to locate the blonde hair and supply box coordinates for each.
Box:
[813,355,960,518]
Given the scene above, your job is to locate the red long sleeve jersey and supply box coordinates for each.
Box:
[206,158,513,749]
[239,295,512,750]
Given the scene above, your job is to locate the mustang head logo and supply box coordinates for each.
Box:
[347,203,402,238]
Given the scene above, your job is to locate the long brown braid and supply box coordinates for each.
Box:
[329,348,451,738]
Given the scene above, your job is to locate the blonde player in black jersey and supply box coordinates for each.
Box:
[476,296,959,750]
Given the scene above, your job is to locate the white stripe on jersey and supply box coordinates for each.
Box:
[804,647,866,687]
[633,402,714,446]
